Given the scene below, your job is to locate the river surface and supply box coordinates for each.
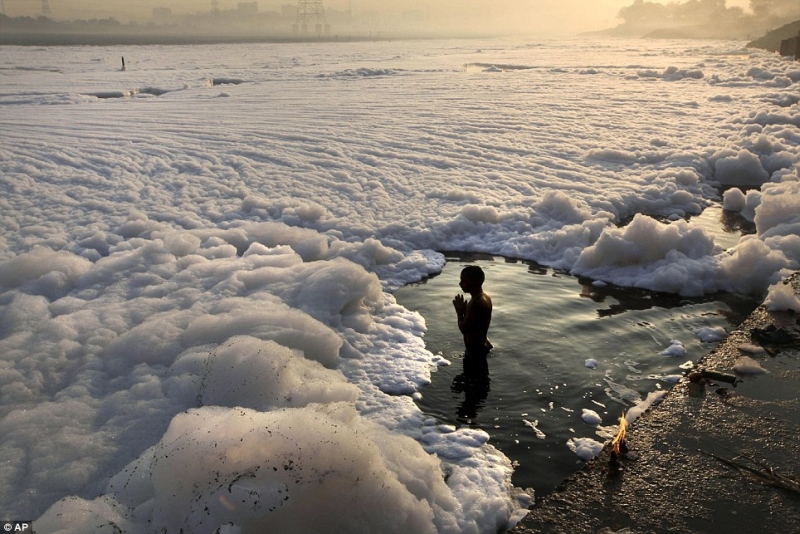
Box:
[395,246,759,495]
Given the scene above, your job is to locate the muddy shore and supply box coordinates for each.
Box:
[513,272,800,534]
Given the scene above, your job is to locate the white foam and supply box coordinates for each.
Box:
[581,409,602,426]
[523,419,547,440]
[713,149,770,186]
[567,437,605,462]
[738,343,767,355]
[625,390,668,425]
[38,404,465,534]
[659,340,687,357]
[764,280,800,312]
[722,187,746,211]
[694,326,728,342]
[1,38,798,531]
[733,355,770,375]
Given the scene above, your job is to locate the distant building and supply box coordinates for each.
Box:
[237,2,258,16]
[152,7,173,22]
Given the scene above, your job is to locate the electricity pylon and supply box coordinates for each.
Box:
[294,0,328,35]
[41,0,52,18]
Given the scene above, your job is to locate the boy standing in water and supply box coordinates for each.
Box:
[453,265,493,377]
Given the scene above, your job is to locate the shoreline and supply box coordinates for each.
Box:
[512,272,800,533]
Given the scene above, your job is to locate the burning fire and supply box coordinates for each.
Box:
[608,412,628,476]
[611,412,627,455]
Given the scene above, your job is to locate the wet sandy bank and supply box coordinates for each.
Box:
[513,272,800,534]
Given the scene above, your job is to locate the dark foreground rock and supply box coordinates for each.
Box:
[514,273,800,534]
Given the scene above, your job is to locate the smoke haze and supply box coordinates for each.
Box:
[0,1,795,47]
[1,0,737,37]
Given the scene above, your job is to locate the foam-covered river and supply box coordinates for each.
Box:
[1,37,797,532]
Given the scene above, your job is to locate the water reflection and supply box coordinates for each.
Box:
[574,276,752,323]
[450,355,491,424]
[576,279,688,317]
[720,208,755,235]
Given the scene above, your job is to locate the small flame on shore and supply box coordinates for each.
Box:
[611,412,627,455]
[608,412,628,476]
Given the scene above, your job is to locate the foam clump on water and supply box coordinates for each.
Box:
[570,169,799,299]
[712,149,770,186]
[567,437,605,462]
[581,409,602,426]
[572,214,718,297]
[722,187,747,211]
[568,391,667,462]
[733,355,770,375]
[694,326,728,342]
[625,390,667,425]
[738,343,767,355]
[0,246,93,299]
[659,340,687,357]
[37,404,463,534]
[763,279,800,312]
[717,179,799,296]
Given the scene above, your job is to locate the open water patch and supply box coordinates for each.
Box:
[394,253,759,497]
[211,77,246,86]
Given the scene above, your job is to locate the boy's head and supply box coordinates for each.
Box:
[459,265,485,292]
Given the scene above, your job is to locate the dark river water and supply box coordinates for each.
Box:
[394,249,759,497]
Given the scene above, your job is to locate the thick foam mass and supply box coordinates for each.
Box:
[1,38,799,532]
[572,214,719,296]
[39,403,461,534]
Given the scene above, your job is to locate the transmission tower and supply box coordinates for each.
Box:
[293,0,329,35]
[41,0,52,18]
[1,0,6,17]
[211,0,219,15]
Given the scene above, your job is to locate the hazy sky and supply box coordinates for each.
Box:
[4,0,754,35]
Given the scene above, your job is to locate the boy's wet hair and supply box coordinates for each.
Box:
[461,265,485,286]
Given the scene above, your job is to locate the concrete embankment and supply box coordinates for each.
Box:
[513,272,800,534]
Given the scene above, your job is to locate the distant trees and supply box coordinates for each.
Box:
[616,0,800,34]
[0,15,123,30]
[749,0,800,20]
[617,1,667,26]
[0,15,56,28]
[617,0,742,26]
